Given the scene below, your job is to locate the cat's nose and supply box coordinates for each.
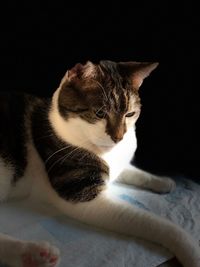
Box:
[109,119,126,143]
[112,134,123,143]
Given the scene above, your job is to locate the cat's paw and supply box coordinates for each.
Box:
[21,241,60,267]
[150,176,176,194]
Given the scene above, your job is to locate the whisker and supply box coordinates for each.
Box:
[45,145,72,164]
[60,139,91,164]
[79,152,88,162]
[60,146,82,165]
[37,133,55,140]
[47,153,68,174]
[47,140,90,173]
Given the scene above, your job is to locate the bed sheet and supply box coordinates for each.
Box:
[0,177,199,267]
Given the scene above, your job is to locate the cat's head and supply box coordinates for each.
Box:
[50,60,158,154]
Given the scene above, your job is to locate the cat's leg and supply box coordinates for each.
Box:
[52,190,199,267]
[116,165,176,193]
[0,233,60,267]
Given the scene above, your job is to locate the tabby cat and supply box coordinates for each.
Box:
[0,60,199,267]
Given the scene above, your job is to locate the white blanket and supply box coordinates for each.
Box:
[0,177,200,267]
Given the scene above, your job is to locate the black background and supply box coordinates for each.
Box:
[0,3,198,179]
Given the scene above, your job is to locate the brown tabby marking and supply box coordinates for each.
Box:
[58,60,142,143]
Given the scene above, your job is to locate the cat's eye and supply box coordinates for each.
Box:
[125,111,136,117]
[95,110,106,119]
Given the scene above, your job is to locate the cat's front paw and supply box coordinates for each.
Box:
[150,176,176,194]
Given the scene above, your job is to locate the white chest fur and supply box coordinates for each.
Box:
[101,127,137,182]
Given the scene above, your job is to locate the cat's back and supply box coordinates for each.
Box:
[0,91,45,139]
[0,92,46,198]
[0,92,28,199]
[0,91,27,135]
[0,91,33,154]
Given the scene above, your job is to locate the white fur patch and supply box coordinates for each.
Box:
[7,143,39,200]
[102,127,137,182]
[0,233,60,267]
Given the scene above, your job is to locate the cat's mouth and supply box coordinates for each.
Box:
[97,144,115,152]
[90,140,116,153]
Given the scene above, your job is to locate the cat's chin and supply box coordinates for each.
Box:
[97,145,115,153]
[83,142,115,155]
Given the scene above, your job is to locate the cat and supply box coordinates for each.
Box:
[0,60,199,267]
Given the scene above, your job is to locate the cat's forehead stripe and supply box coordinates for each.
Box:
[104,73,131,113]
[113,87,130,113]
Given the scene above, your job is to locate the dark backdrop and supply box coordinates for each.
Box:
[0,3,198,178]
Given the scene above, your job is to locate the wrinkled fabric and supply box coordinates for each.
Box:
[0,177,199,267]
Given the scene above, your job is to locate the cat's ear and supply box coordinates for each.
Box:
[61,61,96,85]
[118,62,159,89]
